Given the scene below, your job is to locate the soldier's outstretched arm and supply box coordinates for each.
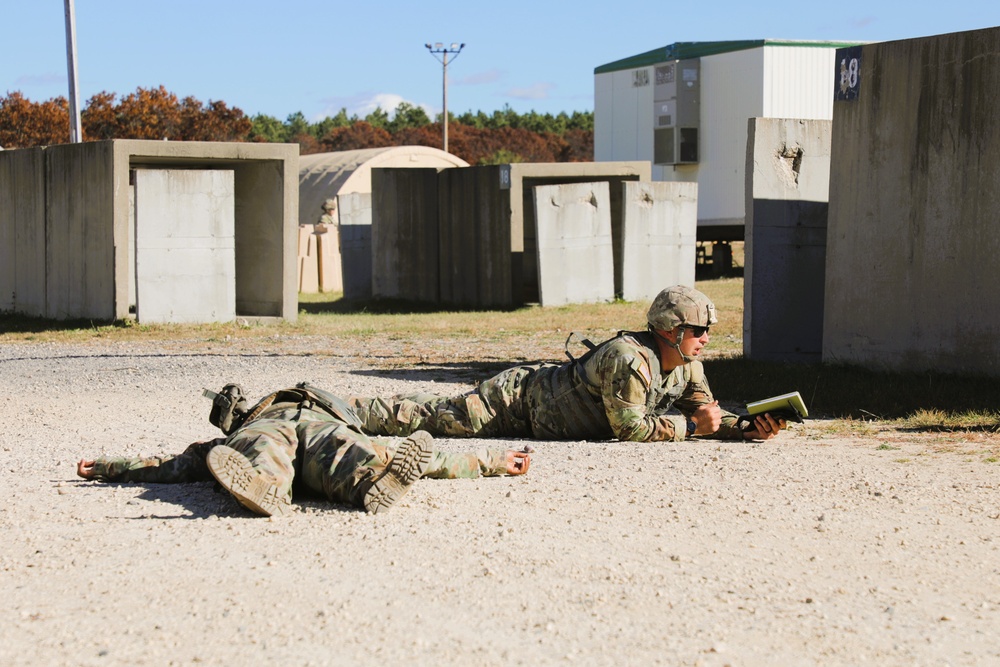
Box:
[77,438,223,483]
[422,447,530,478]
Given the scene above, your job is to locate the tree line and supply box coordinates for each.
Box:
[0,87,593,164]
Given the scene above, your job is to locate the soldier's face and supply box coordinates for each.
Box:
[676,325,709,357]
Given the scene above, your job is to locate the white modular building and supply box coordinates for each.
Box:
[594,39,860,241]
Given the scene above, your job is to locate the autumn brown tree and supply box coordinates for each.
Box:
[0,92,70,148]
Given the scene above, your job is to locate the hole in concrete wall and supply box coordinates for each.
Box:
[775,144,804,187]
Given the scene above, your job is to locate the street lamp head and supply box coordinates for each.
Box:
[435,42,443,49]
[425,43,432,49]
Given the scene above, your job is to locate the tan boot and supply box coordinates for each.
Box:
[361,430,433,514]
[207,445,292,517]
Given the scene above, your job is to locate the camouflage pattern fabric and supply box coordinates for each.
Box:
[351,333,744,443]
[88,402,508,509]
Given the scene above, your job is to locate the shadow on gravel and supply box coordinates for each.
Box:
[82,481,369,519]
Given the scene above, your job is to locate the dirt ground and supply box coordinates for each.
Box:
[2,337,998,666]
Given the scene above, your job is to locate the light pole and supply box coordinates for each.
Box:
[424,42,464,153]
[64,0,82,142]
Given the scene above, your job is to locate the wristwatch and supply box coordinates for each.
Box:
[686,419,697,437]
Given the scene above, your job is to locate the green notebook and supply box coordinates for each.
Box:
[745,391,809,422]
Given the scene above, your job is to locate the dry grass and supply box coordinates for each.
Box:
[3,274,999,440]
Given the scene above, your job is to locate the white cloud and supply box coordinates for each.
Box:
[314,92,435,121]
[505,82,555,101]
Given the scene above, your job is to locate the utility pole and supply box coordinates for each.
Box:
[64,0,82,143]
[424,42,464,153]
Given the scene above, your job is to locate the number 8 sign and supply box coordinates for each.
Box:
[835,46,862,101]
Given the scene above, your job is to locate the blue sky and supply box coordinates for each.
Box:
[3,1,998,122]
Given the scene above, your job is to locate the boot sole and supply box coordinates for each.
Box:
[207,445,292,517]
[363,431,433,514]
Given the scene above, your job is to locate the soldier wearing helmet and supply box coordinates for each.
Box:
[350,285,785,443]
[318,198,339,227]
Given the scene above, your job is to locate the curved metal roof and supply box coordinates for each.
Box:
[298,146,468,226]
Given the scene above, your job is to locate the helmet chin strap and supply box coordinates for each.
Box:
[649,325,696,363]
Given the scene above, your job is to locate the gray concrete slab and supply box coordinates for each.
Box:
[134,169,235,323]
[338,192,372,301]
[824,28,1000,375]
[619,181,697,301]
[745,118,831,362]
[533,182,615,306]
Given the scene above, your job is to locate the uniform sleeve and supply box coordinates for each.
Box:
[598,345,687,442]
[422,448,508,478]
[89,439,222,483]
[672,371,745,440]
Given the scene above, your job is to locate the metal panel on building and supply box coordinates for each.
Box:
[532,182,614,306]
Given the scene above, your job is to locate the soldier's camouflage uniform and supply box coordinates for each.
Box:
[351,330,744,443]
[89,396,509,510]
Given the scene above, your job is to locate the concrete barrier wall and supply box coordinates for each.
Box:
[438,166,511,307]
[824,28,1000,375]
[46,142,117,320]
[533,182,615,306]
[745,118,831,362]
[369,161,649,308]
[0,140,299,322]
[0,147,46,316]
[338,192,372,301]
[619,181,698,301]
[371,168,439,302]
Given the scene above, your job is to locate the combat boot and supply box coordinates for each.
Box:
[207,445,292,517]
[361,430,434,514]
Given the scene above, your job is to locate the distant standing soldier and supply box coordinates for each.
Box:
[77,383,530,517]
[318,198,339,228]
[350,285,786,443]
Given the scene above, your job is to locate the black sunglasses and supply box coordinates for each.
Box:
[682,325,710,338]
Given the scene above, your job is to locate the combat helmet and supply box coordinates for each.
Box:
[647,285,718,331]
[321,198,337,211]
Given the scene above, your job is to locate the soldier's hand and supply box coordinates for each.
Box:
[742,413,786,441]
[690,401,722,435]
[505,450,531,475]
[77,459,96,479]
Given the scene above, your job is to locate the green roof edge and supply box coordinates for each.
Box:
[594,39,866,74]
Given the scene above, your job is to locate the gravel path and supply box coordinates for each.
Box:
[1,339,998,666]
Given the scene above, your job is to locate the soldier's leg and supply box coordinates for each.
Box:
[206,418,297,517]
[298,421,432,513]
[350,366,533,438]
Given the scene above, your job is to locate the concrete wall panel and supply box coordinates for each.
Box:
[0,147,46,315]
[134,169,235,323]
[745,118,831,362]
[232,160,293,318]
[438,166,512,308]
[620,181,698,301]
[45,142,116,320]
[824,28,1000,375]
[533,182,614,306]
[371,168,439,302]
[338,192,372,301]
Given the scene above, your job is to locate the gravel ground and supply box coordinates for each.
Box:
[1,338,998,666]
